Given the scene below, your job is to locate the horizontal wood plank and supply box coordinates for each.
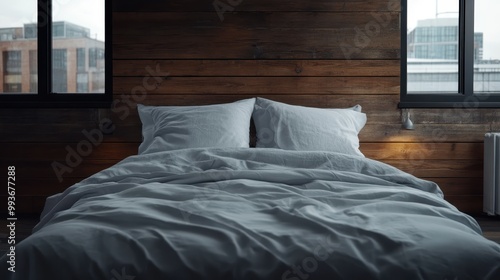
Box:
[0,196,47,215]
[359,123,499,143]
[0,123,140,143]
[361,143,483,160]
[113,40,400,60]
[113,77,400,95]
[113,1,401,12]
[0,143,139,161]
[0,108,98,125]
[113,12,400,33]
[429,178,483,196]
[3,160,119,179]
[113,60,401,77]
[380,160,483,178]
[445,196,483,215]
[14,178,83,196]
[114,45,400,60]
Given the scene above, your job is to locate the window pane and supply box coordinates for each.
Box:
[52,1,105,94]
[0,0,37,94]
[474,0,500,94]
[407,0,459,94]
[53,49,67,92]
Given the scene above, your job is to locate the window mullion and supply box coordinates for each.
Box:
[463,0,475,97]
[37,0,51,97]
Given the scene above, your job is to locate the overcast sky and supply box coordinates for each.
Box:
[408,0,500,59]
[0,0,105,41]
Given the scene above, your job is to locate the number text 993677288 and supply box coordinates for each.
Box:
[7,166,16,273]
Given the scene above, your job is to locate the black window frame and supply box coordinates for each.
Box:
[400,0,500,108]
[0,0,112,108]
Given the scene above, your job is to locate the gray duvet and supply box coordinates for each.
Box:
[2,148,500,279]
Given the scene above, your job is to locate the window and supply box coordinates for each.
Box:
[53,22,65,38]
[77,48,86,73]
[401,0,500,108]
[52,49,67,93]
[29,50,37,93]
[76,48,88,93]
[77,73,89,93]
[3,51,22,93]
[0,0,111,108]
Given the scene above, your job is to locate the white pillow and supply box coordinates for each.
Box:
[252,98,367,157]
[137,98,255,154]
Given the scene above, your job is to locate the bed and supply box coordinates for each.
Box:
[2,98,500,279]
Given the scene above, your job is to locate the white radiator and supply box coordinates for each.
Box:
[484,133,500,215]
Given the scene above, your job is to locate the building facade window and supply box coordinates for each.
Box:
[4,51,22,74]
[401,0,500,108]
[76,48,88,93]
[29,50,38,93]
[0,0,111,108]
[52,49,67,93]
[89,48,97,68]
[53,22,65,38]
[77,73,89,93]
[77,48,86,73]
[3,51,22,93]
[89,48,105,69]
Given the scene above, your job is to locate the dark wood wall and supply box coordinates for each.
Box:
[1,0,497,215]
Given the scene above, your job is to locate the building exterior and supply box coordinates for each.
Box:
[0,21,104,94]
[407,18,483,61]
[407,18,500,93]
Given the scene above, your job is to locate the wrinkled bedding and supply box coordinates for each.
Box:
[2,148,500,279]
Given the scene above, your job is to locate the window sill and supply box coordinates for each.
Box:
[399,102,500,109]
